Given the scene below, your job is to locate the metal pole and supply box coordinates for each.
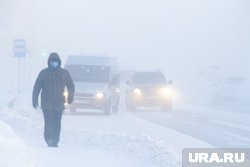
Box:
[18,57,21,94]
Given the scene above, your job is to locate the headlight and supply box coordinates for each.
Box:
[64,91,69,105]
[96,92,104,99]
[133,88,142,95]
[160,87,172,97]
[64,91,68,97]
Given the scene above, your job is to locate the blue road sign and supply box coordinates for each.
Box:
[14,39,26,57]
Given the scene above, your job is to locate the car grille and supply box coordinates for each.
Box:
[141,87,158,96]
[75,93,95,98]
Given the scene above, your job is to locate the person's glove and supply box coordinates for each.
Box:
[68,96,73,104]
[33,101,38,109]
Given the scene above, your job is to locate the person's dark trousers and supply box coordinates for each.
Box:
[42,110,63,147]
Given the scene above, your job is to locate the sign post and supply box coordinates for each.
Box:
[14,39,26,94]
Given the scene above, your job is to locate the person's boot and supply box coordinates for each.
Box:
[49,140,58,147]
[47,139,54,147]
[51,143,58,147]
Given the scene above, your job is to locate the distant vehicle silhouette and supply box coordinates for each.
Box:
[125,70,173,111]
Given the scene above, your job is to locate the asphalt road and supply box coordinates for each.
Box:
[128,103,250,148]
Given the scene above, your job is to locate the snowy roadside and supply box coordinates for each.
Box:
[0,98,179,167]
[0,96,211,167]
[0,120,33,167]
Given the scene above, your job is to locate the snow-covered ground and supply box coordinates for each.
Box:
[0,121,33,167]
[0,93,212,167]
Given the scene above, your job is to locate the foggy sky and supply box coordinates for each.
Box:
[1,0,250,87]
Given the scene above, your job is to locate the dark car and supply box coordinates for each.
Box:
[125,70,173,111]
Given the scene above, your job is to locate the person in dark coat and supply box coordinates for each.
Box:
[32,52,75,147]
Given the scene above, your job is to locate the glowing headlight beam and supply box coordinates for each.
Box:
[133,88,142,95]
[64,91,69,97]
[161,87,172,97]
[96,92,104,99]
[64,91,69,106]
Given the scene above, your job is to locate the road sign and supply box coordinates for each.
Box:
[13,39,26,93]
[14,39,26,57]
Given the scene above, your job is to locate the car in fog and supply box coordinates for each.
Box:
[125,70,173,111]
[64,55,120,115]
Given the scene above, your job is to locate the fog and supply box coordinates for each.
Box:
[1,0,250,105]
[1,1,250,165]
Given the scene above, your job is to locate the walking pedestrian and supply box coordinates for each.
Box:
[32,52,75,147]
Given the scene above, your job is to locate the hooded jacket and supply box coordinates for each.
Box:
[32,53,75,110]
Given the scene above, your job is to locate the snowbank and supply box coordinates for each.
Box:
[0,97,181,167]
[0,121,33,167]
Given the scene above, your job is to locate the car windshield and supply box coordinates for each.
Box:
[65,65,110,83]
[133,72,166,85]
